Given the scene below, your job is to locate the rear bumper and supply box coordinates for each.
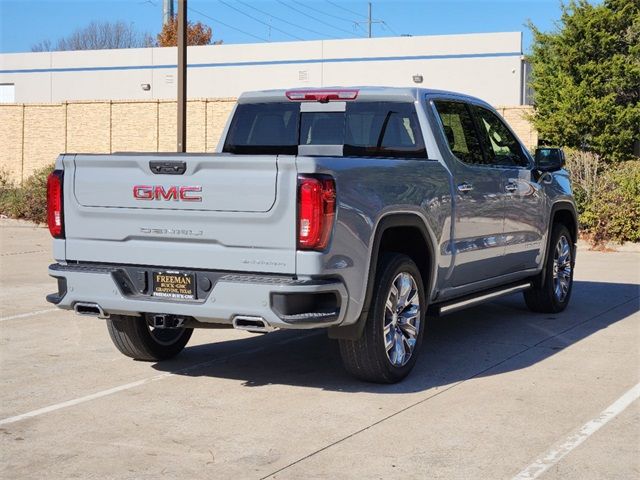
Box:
[47,263,348,329]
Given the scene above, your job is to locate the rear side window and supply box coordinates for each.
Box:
[433,100,485,166]
[344,102,426,158]
[224,101,427,158]
[223,103,299,155]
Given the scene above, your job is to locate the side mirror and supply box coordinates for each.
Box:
[534,147,565,172]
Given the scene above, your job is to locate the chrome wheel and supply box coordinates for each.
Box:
[383,272,421,367]
[553,235,572,302]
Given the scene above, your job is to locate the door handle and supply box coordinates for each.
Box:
[457,182,473,193]
[505,182,518,193]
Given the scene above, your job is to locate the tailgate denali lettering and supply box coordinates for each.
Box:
[133,185,202,202]
[140,228,204,237]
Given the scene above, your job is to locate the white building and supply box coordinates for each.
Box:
[0,32,529,106]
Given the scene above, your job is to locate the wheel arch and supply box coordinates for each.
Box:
[329,213,437,340]
[538,201,579,286]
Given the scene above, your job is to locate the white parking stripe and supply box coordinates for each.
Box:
[0,376,168,426]
[512,382,640,480]
[0,332,316,426]
[0,308,57,322]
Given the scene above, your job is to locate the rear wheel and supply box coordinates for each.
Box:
[106,314,193,361]
[524,224,575,313]
[339,253,426,383]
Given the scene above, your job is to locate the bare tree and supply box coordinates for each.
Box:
[31,39,53,52]
[31,21,154,52]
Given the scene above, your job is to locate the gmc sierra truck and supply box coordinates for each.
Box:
[46,87,577,383]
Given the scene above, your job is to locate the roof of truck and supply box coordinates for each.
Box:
[237,86,493,108]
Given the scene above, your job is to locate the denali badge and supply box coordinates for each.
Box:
[133,185,202,202]
[140,228,204,237]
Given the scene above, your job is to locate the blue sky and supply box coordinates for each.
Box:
[0,0,563,54]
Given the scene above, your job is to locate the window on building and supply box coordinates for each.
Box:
[0,84,15,103]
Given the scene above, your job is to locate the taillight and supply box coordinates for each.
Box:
[47,170,64,239]
[297,176,336,250]
[286,89,359,103]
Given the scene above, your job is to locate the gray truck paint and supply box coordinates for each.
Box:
[49,87,576,331]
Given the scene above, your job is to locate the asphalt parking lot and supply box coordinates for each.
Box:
[1,220,638,479]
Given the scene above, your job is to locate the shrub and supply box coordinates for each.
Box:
[580,160,640,245]
[0,164,55,224]
[564,149,602,215]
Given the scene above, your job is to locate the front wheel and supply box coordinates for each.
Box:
[524,224,575,313]
[339,253,426,383]
[106,315,193,361]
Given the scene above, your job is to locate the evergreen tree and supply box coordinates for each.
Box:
[528,0,640,162]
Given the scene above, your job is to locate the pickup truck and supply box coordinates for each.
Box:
[46,87,577,383]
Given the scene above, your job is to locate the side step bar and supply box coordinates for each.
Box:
[434,282,532,316]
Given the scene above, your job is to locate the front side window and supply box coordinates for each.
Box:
[471,106,529,167]
[433,100,485,165]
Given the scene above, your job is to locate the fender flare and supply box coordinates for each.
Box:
[329,213,437,340]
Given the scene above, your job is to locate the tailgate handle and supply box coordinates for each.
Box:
[149,161,186,175]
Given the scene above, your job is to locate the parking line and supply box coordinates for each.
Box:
[0,308,57,322]
[0,332,317,426]
[512,381,640,480]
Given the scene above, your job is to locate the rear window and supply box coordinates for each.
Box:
[223,101,427,158]
[223,103,299,155]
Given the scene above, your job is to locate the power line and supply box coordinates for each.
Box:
[276,0,365,38]
[292,0,365,25]
[188,6,269,42]
[381,21,399,36]
[326,1,400,38]
[237,0,338,39]
[325,0,367,19]
[217,0,304,41]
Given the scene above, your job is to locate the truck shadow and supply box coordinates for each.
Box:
[151,280,639,394]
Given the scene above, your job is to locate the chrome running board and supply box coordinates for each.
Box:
[437,282,532,315]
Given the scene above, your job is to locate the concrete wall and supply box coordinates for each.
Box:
[0,32,525,106]
[0,98,535,184]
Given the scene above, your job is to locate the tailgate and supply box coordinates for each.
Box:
[62,153,298,274]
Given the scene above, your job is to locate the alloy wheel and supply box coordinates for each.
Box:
[383,272,421,367]
[553,235,572,302]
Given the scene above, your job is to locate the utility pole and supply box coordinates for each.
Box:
[356,2,383,38]
[162,0,174,26]
[177,0,187,152]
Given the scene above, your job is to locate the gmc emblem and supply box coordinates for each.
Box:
[133,185,202,202]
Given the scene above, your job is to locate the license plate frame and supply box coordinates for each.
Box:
[152,271,196,300]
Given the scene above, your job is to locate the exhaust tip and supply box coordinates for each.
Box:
[232,315,275,334]
[74,302,109,319]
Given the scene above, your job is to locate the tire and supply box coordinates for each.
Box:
[524,224,575,313]
[339,253,426,383]
[106,314,193,361]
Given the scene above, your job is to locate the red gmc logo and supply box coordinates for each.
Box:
[133,185,202,202]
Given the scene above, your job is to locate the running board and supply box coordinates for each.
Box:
[434,282,532,316]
